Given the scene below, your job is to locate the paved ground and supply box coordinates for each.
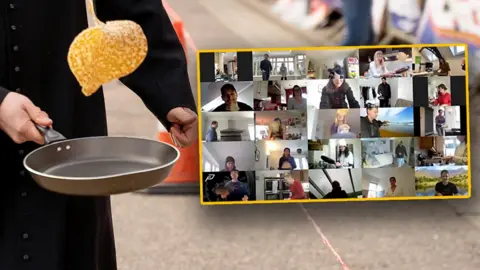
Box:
[104,0,480,269]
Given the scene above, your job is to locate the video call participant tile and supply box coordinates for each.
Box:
[256,170,310,200]
[307,108,361,140]
[415,165,468,196]
[202,170,256,202]
[413,106,466,137]
[305,49,360,80]
[202,112,255,142]
[307,139,362,170]
[200,51,253,83]
[308,168,362,199]
[253,80,308,111]
[307,78,361,110]
[357,77,413,108]
[254,140,308,171]
[414,136,467,167]
[410,45,466,78]
[362,167,416,198]
[361,137,415,169]
[358,47,413,78]
[252,51,307,81]
[200,81,254,112]
[413,75,467,107]
[254,110,307,141]
[202,141,255,172]
[360,106,414,138]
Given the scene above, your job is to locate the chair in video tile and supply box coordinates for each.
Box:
[256,170,310,201]
[309,168,362,199]
[362,137,415,168]
[414,136,467,167]
[200,81,254,112]
[255,111,307,141]
[202,112,254,142]
[415,166,468,196]
[360,106,414,138]
[362,168,416,198]
[308,139,362,169]
[202,170,256,202]
[255,140,308,171]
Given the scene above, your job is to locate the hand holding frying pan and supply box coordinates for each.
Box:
[23,124,180,196]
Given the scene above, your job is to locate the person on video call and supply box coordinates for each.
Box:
[336,139,354,168]
[278,148,297,170]
[284,172,305,200]
[446,136,468,165]
[436,58,451,76]
[221,156,237,172]
[430,84,451,106]
[360,105,390,138]
[280,63,288,80]
[224,169,249,201]
[260,54,273,81]
[384,177,404,197]
[395,141,408,167]
[287,85,307,110]
[212,83,253,112]
[0,1,198,269]
[323,181,349,199]
[280,160,293,170]
[331,124,357,139]
[319,66,360,109]
[435,108,446,136]
[368,51,395,78]
[435,170,459,196]
[331,109,349,136]
[377,77,391,107]
[268,118,285,140]
[206,121,219,142]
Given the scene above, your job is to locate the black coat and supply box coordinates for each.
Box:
[0,1,196,270]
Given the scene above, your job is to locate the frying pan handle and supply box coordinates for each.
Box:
[35,124,67,144]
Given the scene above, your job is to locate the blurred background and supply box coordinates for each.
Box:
[98,0,480,269]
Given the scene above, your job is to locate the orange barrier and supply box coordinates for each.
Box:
[163,0,187,58]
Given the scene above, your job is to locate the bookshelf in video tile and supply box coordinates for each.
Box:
[198,45,470,203]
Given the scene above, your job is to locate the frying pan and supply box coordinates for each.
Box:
[23,125,180,196]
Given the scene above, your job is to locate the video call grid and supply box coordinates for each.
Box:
[198,45,470,203]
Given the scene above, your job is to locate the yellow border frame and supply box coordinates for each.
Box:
[196,43,471,206]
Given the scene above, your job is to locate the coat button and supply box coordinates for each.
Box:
[15,88,21,93]
[11,25,16,30]
[22,233,29,239]
[14,66,20,72]
[20,170,25,177]
[13,45,19,51]
[9,4,15,9]
[19,149,24,155]
[22,254,30,261]
[21,191,27,197]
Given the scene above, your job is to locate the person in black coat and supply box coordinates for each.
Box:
[320,66,360,109]
[260,54,273,81]
[323,181,349,199]
[0,1,197,269]
[377,77,391,107]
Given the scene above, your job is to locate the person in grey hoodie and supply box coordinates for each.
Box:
[206,121,218,142]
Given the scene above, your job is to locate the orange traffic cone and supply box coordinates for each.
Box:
[146,122,200,194]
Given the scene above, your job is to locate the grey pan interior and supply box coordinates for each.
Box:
[24,134,180,196]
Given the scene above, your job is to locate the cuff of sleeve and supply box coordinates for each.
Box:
[0,87,10,104]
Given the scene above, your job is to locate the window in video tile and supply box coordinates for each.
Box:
[202,170,256,202]
[255,110,307,141]
[307,108,361,140]
[417,106,465,137]
[414,136,467,167]
[358,77,413,108]
[253,51,307,81]
[255,140,308,171]
[256,170,310,200]
[305,49,359,79]
[361,138,415,168]
[359,47,413,78]
[200,81,254,112]
[308,139,362,169]
[362,168,416,198]
[253,80,308,111]
[360,106,414,138]
[202,112,254,142]
[415,165,468,196]
[309,168,362,199]
[411,46,466,77]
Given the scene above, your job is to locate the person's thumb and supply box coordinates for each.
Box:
[22,121,45,145]
[23,101,52,127]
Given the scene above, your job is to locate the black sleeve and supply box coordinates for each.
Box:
[434,183,441,193]
[0,86,9,104]
[94,0,197,130]
[319,88,331,109]
[345,87,360,108]
[278,157,284,169]
[453,184,459,195]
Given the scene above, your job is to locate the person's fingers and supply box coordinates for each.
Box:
[23,101,52,126]
[21,121,45,144]
[170,126,188,147]
[167,108,197,125]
